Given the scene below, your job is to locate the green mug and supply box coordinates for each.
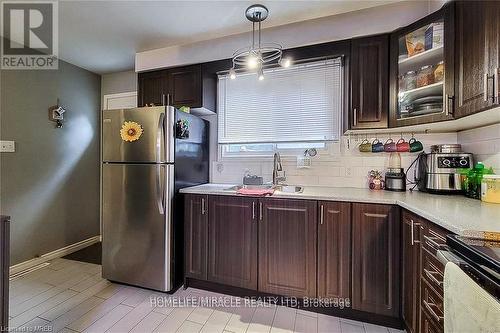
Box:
[359,139,372,152]
[409,138,423,152]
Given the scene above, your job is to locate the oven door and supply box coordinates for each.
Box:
[437,250,500,333]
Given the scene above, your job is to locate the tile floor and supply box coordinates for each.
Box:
[8,259,405,333]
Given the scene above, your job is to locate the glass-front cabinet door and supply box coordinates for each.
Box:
[389,4,455,127]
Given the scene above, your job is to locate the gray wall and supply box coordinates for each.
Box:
[0,60,101,265]
[101,70,137,107]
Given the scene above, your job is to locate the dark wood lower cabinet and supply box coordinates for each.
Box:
[352,203,401,318]
[317,201,351,300]
[184,194,208,280]
[402,211,423,333]
[207,196,258,290]
[184,194,455,329]
[258,198,317,298]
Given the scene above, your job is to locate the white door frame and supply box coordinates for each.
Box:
[103,91,137,110]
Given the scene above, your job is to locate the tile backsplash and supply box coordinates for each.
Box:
[212,132,458,188]
[457,123,500,174]
[211,124,500,188]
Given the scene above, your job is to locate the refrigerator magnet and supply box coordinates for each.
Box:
[120,121,143,142]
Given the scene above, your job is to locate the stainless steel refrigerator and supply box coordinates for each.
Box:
[101,106,208,292]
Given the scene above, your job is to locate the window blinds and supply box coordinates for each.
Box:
[218,58,343,144]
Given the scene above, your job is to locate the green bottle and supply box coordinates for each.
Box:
[465,162,493,199]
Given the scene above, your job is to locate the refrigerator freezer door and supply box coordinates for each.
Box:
[102,163,174,291]
[102,106,174,163]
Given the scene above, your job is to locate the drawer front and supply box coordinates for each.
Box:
[421,305,444,333]
[422,223,447,255]
[421,278,444,328]
[421,248,444,294]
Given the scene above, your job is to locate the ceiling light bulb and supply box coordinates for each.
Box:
[258,68,264,81]
[229,68,236,80]
[247,55,259,69]
[280,58,291,68]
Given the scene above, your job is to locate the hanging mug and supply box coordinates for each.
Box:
[359,139,372,152]
[409,137,424,152]
[396,138,410,152]
[372,139,384,153]
[384,138,397,152]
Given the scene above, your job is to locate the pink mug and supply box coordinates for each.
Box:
[396,138,410,152]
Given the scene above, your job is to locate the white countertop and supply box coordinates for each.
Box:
[180,184,500,238]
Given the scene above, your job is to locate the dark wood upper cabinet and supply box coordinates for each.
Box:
[402,210,423,333]
[184,194,208,281]
[455,0,500,118]
[207,196,258,290]
[258,198,317,298]
[389,4,455,127]
[138,70,168,107]
[138,63,216,113]
[352,203,400,318]
[168,65,202,108]
[350,34,389,129]
[317,201,351,300]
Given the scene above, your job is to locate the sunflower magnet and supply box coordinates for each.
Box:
[120,121,143,142]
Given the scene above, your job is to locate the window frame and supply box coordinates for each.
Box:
[218,141,328,160]
[216,56,345,160]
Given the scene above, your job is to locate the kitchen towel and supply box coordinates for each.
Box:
[236,188,275,196]
[444,262,500,333]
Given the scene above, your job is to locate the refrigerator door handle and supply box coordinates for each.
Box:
[156,165,165,214]
[156,112,165,163]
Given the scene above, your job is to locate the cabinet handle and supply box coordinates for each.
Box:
[353,108,357,126]
[320,205,324,225]
[424,267,443,287]
[410,220,421,245]
[423,300,443,323]
[162,94,166,106]
[259,202,263,221]
[484,73,495,102]
[201,198,206,215]
[484,73,489,102]
[252,202,256,220]
[167,93,170,106]
[423,234,445,252]
[445,94,454,116]
[495,69,499,103]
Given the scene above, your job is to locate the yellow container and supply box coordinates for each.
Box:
[481,175,500,203]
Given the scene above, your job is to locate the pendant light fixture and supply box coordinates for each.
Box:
[229,4,291,80]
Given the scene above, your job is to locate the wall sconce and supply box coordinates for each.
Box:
[48,99,66,128]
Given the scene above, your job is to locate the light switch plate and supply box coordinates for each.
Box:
[0,140,15,152]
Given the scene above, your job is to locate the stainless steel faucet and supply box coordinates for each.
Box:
[272,152,286,186]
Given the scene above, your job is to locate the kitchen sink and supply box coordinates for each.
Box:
[275,185,304,193]
[224,184,304,194]
[224,184,274,191]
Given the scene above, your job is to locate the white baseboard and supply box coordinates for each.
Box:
[10,235,101,275]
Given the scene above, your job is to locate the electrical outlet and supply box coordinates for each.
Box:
[345,167,353,177]
[0,140,15,152]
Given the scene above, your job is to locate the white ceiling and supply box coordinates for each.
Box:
[57,1,403,74]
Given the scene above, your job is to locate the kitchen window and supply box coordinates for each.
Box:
[217,58,343,158]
